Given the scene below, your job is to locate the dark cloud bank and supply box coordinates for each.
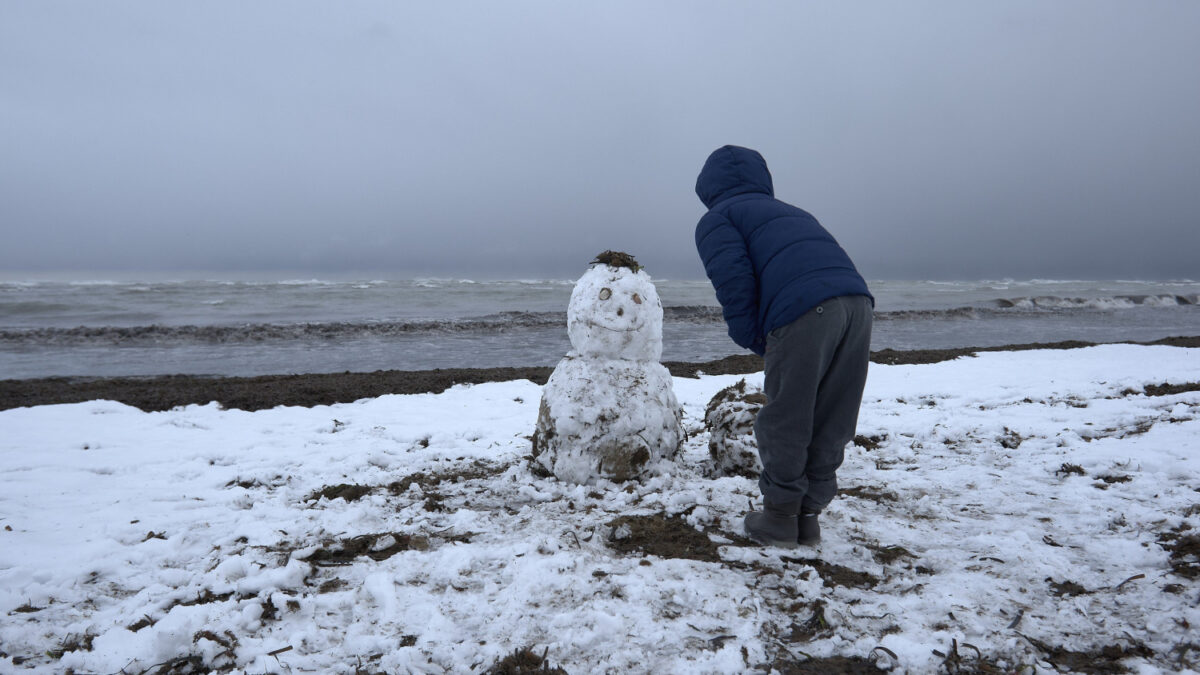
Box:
[2,2,1197,281]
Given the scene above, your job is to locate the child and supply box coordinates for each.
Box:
[694,145,874,547]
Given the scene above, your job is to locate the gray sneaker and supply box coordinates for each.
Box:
[743,500,801,549]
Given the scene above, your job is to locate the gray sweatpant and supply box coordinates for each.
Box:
[754,294,873,511]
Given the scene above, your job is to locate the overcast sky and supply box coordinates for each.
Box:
[2,2,1198,281]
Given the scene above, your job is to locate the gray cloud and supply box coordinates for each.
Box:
[2,1,1198,280]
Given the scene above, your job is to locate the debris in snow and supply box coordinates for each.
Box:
[606,512,725,562]
[307,483,372,502]
[485,646,569,675]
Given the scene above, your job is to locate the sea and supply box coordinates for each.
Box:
[1,278,1198,380]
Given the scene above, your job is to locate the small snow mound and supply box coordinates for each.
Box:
[704,379,764,478]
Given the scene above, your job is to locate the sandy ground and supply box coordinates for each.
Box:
[2,337,1197,413]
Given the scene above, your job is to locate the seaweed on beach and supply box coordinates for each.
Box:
[932,639,1011,674]
[142,654,209,674]
[386,461,508,496]
[47,632,96,659]
[783,600,832,643]
[1159,531,1200,579]
[998,428,1023,449]
[1140,382,1200,397]
[192,630,238,666]
[301,533,430,566]
[178,589,234,607]
[1047,577,1092,597]
[764,654,888,674]
[867,543,915,565]
[853,434,885,450]
[307,483,372,503]
[1056,463,1086,477]
[485,646,569,675]
[1018,633,1153,674]
[839,485,898,504]
[127,615,156,632]
[606,512,724,563]
[781,556,879,590]
[317,578,347,593]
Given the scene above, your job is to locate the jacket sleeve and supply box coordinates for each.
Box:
[695,211,766,356]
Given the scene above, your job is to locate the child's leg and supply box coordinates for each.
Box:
[802,295,873,513]
[755,300,845,505]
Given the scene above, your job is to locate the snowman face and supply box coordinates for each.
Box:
[567,266,663,361]
[589,282,645,332]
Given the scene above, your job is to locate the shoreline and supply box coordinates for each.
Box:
[2,336,1197,413]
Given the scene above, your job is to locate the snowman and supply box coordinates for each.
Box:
[532,252,683,483]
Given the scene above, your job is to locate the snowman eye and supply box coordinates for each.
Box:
[632,293,642,305]
[598,288,611,300]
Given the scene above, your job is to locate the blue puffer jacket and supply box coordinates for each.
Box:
[694,145,872,356]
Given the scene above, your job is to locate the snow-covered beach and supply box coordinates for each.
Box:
[2,343,1199,673]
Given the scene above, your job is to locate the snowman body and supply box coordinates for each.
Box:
[533,263,683,483]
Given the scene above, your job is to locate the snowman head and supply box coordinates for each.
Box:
[567,255,663,361]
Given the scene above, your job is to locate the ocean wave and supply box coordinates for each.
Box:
[993,294,1197,310]
[875,307,986,321]
[874,294,1197,321]
[0,314,562,346]
[2,295,1194,346]
[1114,279,1198,285]
[0,308,729,346]
[663,306,724,322]
[0,301,82,316]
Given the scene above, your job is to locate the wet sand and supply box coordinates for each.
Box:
[2,336,1197,413]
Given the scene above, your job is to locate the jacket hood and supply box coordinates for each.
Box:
[695,145,774,209]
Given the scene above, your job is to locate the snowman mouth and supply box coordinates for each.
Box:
[586,321,641,333]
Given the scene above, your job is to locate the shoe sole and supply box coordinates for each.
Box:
[745,531,799,549]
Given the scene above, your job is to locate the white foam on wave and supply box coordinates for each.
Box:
[1025,278,1092,285]
[1007,295,1192,310]
[411,277,481,287]
[509,278,577,286]
[1029,296,1133,310]
[1142,295,1182,307]
[277,279,339,286]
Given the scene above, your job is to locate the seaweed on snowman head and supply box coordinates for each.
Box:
[589,250,643,273]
